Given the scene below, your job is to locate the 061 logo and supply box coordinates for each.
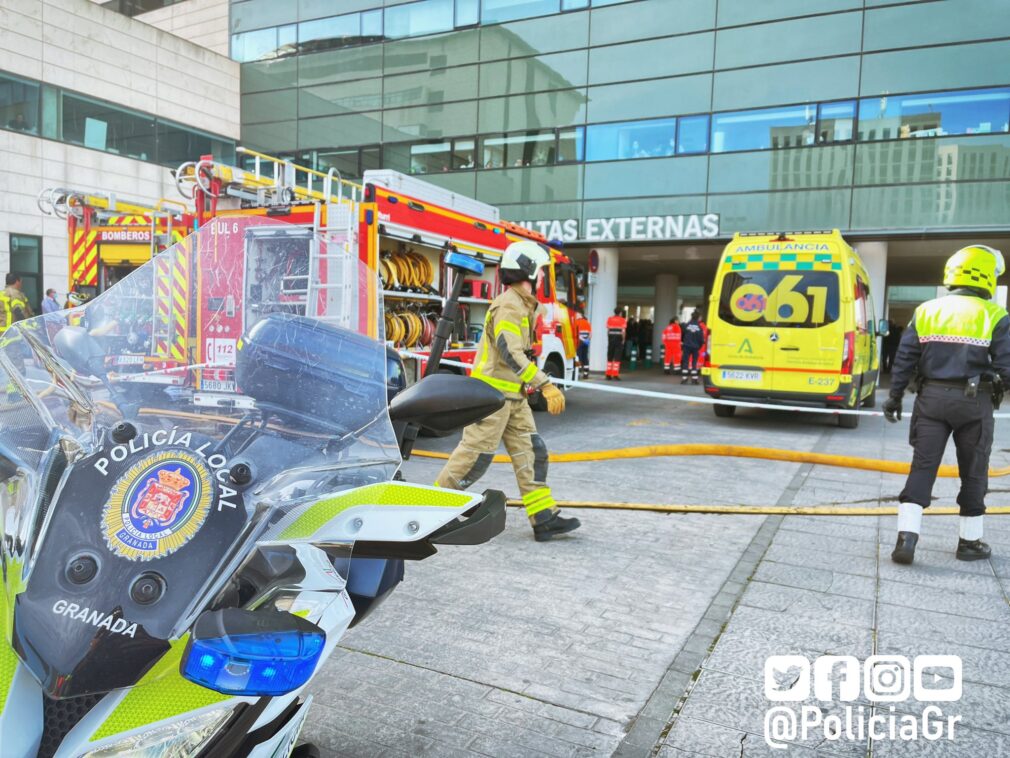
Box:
[764,654,962,703]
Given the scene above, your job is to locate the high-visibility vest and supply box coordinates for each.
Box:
[575,317,591,340]
[606,315,627,337]
[662,323,681,343]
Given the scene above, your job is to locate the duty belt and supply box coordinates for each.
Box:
[922,378,994,392]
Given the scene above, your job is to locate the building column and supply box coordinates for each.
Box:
[588,247,619,373]
[858,240,888,325]
[652,273,679,359]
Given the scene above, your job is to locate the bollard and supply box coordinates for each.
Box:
[644,345,653,368]
[628,344,638,371]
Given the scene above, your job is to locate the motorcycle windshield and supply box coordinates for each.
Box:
[0,216,397,698]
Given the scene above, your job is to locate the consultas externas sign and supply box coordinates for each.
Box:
[515,213,720,243]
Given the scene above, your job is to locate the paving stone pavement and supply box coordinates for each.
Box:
[301,375,1010,757]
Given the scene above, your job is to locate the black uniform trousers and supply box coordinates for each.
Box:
[899,383,994,517]
[607,334,624,362]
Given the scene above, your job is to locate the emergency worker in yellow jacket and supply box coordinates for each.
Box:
[884,245,1010,564]
[0,273,32,331]
[436,240,581,542]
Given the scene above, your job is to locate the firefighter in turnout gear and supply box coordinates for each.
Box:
[0,273,32,331]
[575,314,592,379]
[884,245,1010,565]
[606,308,627,380]
[436,240,581,542]
[662,318,682,375]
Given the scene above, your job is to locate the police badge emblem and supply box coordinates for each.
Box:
[103,449,213,561]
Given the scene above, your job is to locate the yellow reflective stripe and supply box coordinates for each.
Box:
[915,296,1005,343]
[280,482,474,540]
[522,488,552,505]
[495,320,523,338]
[475,373,522,393]
[525,495,556,517]
[520,363,539,382]
[521,316,530,328]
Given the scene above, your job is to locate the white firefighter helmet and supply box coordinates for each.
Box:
[501,240,551,281]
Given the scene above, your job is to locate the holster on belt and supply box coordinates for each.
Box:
[994,377,1005,410]
[966,375,980,399]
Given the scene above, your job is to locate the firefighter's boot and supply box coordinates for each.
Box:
[956,516,991,561]
[531,508,582,542]
[891,502,922,565]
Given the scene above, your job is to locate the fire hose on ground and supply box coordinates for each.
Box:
[399,351,1010,517]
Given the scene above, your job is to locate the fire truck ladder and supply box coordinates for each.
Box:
[176,148,363,326]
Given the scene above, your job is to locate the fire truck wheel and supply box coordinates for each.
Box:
[530,357,565,412]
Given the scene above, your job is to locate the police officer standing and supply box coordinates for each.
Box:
[884,245,1010,564]
[436,240,580,542]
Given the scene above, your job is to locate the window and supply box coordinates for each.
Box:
[857,88,1010,141]
[410,140,453,173]
[299,13,361,54]
[453,139,476,169]
[677,115,709,154]
[718,271,840,329]
[362,10,383,39]
[481,130,556,168]
[711,104,817,153]
[62,93,156,160]
[817,100,855,143]
[455,0,479,26]
[586,118,676,162]
[8,234,42,311]
[313,148,362,179]
[232,27,282,62]
[157,120,235,167]
[562,0,589,8]
[0,71,40,135]
[385,0,453,39]
[558,127,584,162]
[482,0,560,24]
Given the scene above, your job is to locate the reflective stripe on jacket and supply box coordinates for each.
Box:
[890,290,1010,396]
[0,287,31,331]
[471,285,549,399]
[662,324,681,343]
[606,315,626,337]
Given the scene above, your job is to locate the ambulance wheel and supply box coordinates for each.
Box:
[531,357,565,412]
[838,412,859,429]
[861,386,877,408]
[290,745,321,758]
[713,403,735,418]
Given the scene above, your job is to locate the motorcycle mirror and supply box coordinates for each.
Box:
[181,608,326,697]
[388,374,505,435]
[53,326,106,378]
[877,319,891,337]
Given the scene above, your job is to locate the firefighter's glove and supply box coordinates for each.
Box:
[541,382,566,415]
[883,395,902,424]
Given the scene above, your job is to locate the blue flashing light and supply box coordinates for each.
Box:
[445,252,484,276]
[182,631,326,697]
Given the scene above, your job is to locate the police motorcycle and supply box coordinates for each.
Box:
[0,217,506,757]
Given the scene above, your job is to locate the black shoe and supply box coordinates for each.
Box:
[532,512,582,542]
[680,377,689,384]
[613,376,621,381]
[956,538,992,561]
[605,375,612,381]
[691,377,700,385]
[664,368,671,375]
[891,531,918,565]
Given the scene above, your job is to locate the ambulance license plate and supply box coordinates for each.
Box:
[721,369,761,382]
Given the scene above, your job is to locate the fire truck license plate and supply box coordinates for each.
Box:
[721,369,762,382]
[201,380,236,392]
[113,355,145,365]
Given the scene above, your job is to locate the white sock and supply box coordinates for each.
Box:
[897,502,923,534]
[960,516,983,541]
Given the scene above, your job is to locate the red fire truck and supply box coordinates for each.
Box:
[174,149,586,408]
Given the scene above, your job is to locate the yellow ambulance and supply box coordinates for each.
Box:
[701,230,880,428]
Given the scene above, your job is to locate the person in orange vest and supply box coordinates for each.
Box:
[575,314,592,379]
[606,307,627,381]
[661,318,682,375]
